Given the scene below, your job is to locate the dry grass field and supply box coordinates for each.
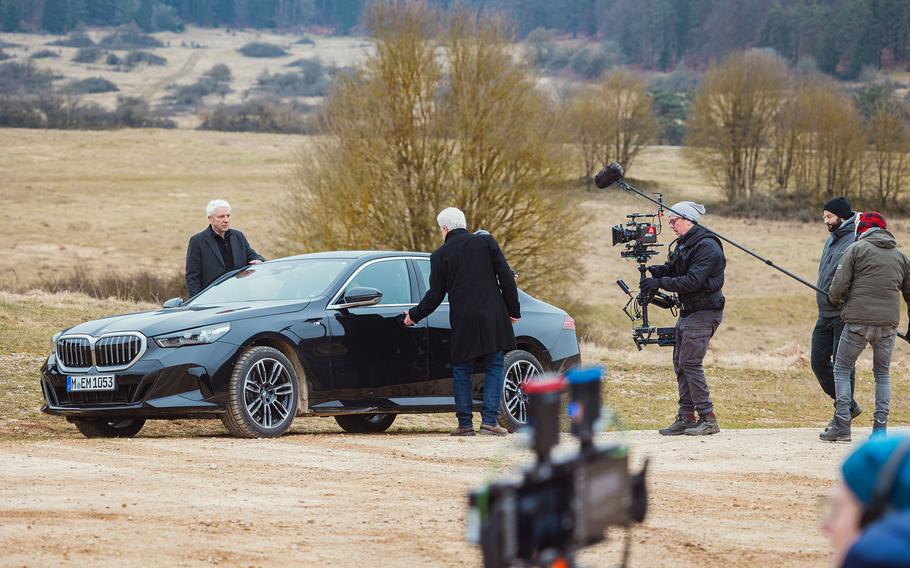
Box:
[0,27,373,127]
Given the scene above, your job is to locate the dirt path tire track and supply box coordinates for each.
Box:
[0,428,879,567]
[139,50,203,101]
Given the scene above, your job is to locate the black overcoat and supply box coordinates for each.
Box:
[185,227,265,297]
[409,229,521,363]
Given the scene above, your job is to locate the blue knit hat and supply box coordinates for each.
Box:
[842,436,910,510]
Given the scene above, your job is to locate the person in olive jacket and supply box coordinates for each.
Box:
[403,207,521,437]
[822,212,910,442]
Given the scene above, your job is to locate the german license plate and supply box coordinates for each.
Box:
[67,375,116,392]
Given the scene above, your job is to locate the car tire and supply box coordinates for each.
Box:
[221,346,299,439]
[73,418,146,438]
[333,414,396,433]
[498,349,543,432]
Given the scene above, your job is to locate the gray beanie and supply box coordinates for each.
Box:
[670,201,706,223]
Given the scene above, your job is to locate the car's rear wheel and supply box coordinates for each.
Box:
[498,349,543,432]
[334,414,396,433]
[221,346,299,438]
[73,418,146,438]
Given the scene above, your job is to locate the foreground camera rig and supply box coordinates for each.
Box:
[609,199,679,350]
[468,367,648,568]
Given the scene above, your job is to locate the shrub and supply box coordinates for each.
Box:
[203,63,232,83]
[74,46,102,63]
[237,42,288,58]
[295,36,315,45]
[64,76,119,94]
[33,266,186,304]
[252,67,330,98]
[0,61,59,95]
[106,52,120,65]
[124,50,166,67]
[98,25,163,49]
[30,49,60,59]
[200,99,315,134]
[152,4,184,32]
[0,94,176,129]
[48,31,94,48]
[0,49,10,61]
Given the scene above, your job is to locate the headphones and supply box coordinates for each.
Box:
[859,437,910,528]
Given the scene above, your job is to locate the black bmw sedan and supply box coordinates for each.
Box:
[41,251,581,438]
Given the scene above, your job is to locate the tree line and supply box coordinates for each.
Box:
[5,0,910,79]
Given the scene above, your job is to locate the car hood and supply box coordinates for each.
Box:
[61,300,311,338]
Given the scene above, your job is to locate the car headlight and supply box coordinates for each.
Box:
[155,323,231,348]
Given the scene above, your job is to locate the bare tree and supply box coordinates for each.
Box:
[566,69,658,183]
[279,0,586,299]
[867,102,910,209]
[686,50,789,201]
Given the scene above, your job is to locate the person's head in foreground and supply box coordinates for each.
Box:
[823,435,910,567]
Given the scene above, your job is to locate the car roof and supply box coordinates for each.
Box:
[277,250,431,262]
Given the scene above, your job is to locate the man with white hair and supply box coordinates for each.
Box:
[639,201,726,436]
[185,199,264,297]
[403,207,521,436]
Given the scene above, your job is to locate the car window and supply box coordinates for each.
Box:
[344,259,411,305]
[414,259,448,303]
[191,259,351,304]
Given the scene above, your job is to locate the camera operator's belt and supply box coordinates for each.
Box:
[680,292,724,314]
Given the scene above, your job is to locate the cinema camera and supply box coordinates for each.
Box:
[467,367,648,568]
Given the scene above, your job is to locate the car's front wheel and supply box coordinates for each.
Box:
[498,349,543,432]
[73,418,146,438]
[334,414,396,433]
[221,346,299,438]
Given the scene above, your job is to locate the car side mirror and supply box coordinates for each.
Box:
[162,297,185,309]
[335,287,382,309]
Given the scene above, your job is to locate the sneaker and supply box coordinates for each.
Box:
[659,415,698,436]
[479,423,508,436]
[450,425,475,437]
[819,417,851,442]
[684,419,720,436]
[872,419,887,437]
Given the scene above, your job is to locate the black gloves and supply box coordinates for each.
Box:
[646,265,663,277]
[640,278,661,295]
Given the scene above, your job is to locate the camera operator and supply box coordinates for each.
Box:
[639,201,725,436]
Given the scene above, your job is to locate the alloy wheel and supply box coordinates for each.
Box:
[242,357,295,429]
[503,359,539,425]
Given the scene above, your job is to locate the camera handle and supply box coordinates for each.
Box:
[613,179,910,343]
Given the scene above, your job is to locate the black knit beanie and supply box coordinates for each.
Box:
[823,197,852,220]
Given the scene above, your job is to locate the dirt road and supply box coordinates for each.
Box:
[0,427,871,567]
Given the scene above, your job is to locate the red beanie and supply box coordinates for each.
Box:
[856,212,887,235]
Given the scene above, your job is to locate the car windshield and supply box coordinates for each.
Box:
[189,259,351,304]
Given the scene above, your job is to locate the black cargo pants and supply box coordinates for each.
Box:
[673,309,723,417]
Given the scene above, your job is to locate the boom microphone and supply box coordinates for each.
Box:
[594,162,625,189]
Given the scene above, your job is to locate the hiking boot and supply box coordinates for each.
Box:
[479,423,508,436]
[684,418,720,436]
[824,401,863,432]
[819,417,851,442]
[872,419,887,437]
[659,415,698,436]
[450,425,475,437]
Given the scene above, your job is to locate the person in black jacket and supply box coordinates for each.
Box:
[639,201,726,436]
[185,199,265,297]
[404,207,521,437]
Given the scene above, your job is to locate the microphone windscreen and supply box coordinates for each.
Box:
[593,162,624,189]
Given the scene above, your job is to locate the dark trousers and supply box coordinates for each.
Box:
[451,351,505,427]
[811,315,856,403]
[673,309,722,417]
